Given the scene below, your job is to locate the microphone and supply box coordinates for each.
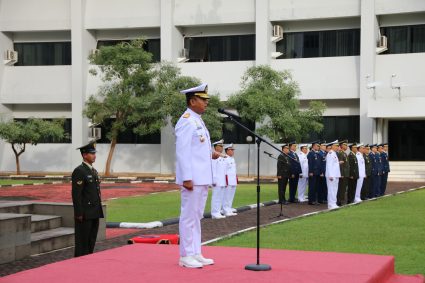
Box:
[263,151,273,157]
[218,108,240,119]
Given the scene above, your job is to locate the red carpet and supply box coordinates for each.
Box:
[1,245,423,283]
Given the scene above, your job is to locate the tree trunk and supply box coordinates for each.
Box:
[11,143,25,175]
[104,137,117,176]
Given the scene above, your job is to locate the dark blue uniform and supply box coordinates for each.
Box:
[307,150,321,204]
[288,151,302,202]
[370,152,383,197]
[318,150,328,203]
[380,151,390,196]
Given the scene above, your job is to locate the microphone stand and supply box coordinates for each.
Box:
[223,115,282,272]
[263,152,288,219]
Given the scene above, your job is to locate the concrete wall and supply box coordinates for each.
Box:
[0,0,70,31]
[368,53,425,118]
[178,61,255,100]
[0,66,72,104]
[174,0,255,26]
[271,57,360,100]
[269,0,361,21]
[85,0,160,29]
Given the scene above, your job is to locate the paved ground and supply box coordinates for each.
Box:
[0,181,423,277]
[0,182,179,202]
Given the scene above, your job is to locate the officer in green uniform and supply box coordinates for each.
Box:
[277,144,291,205]
[361,144,372,200]
[347,143,359,204]
[72,141,104,257]
[337,140,350,206]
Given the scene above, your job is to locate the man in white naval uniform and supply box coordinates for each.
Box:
[297,144,309,202]
[223,144,238,216]
[175,83,220,268]
[355,143,366,203]
[211,139,227,219]
[326,140,341,210]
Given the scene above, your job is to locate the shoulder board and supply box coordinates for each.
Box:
[183,113,190,118]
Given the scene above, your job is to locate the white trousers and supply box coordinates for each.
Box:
[297,177,308,202]
[179,185,208,257]
[355,177,364,202]
[211,186,226,216]
[326,178,339,209]
[223,185,236,214]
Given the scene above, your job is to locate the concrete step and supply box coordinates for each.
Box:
[31,227,74,255]
[0,202,33,214]
[31,215,62,233]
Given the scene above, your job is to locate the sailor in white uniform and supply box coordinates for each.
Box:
[355,143,366,203]
[211,139,227,219]
[325,140,341,210]
[297,144,309,202]
[175,83,220,268]
[223,144,238,216]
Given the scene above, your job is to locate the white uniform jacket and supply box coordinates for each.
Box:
[298,151,309,178]
[225,156,238,186]
[175,108,213,186]
[325,150,341,178]
[212,157,227,187]
[356,152,366,178]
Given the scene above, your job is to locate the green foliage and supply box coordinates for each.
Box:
[0,118,65,173]
[153,62,224,141]
[227,65,326,142]
[106,184,279,223]
[214,190,425,275]
[0,118,65,146]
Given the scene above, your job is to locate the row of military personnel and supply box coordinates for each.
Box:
[277,140,390,210]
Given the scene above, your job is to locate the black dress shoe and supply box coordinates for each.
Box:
[308,202,316,205]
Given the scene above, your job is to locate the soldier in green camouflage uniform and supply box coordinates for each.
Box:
[337,140,350,206]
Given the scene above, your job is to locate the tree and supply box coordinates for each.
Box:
[155,62,224,141]
[85,41,224,176]
[85,39,158,176]
[227,65,326,142]
[0,118,65,175]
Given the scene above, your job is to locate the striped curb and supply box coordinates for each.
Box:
[201,186,425,245]
[0,181,65,188]
[106,199,281,229]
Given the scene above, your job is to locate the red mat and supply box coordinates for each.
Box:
[1,245,423,283]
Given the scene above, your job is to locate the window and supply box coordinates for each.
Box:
[14,42,71,66]
[222,117,256,144]
[306,116,360,143]
[388,120,425,161]
[97,39,161,62]
[276,29,360,59]
[184,34,255,62]
[381,24,425,54]
[96,119,161,144]
[14,118,72,143]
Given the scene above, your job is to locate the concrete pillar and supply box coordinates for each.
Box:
[255,0,271,66]
[160,0,183,62]
[359,0,378,144]
[383,119,389,142]
[71,0,95,169]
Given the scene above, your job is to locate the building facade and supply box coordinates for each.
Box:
[0,0,424,176]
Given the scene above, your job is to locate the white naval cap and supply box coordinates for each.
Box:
[224,143,235,150]
[299,144,308,149]
[212,139,224,146]
[327,140,339,146]
[356,143,364,147]
[180,83,209,99]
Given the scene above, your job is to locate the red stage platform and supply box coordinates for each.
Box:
[1,244,423,283]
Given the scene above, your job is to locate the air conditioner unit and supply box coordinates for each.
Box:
[271,25,283,42]
[177,48,189,63]
[5,50,18,61]
[376,35,388,54]
[88,127,101,140]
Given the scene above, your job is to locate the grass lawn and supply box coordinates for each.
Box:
[0,179,45,186]
[212,189,425,275]
[106,183,281,223]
